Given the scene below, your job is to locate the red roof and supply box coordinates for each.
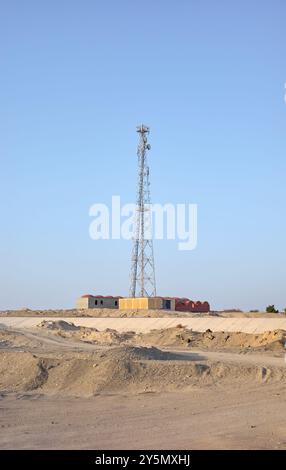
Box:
[82,294,121,299]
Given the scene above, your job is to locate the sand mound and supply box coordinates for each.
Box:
[135,327,286,351]
[39,320,80,331]
[0,346,196,395]
[1,344,286,397]
[135,326,192,347]
[195,329,286,350]
[0,352,58,392]
[37,321,286,351]
[77,328,132,345]
[39,321,133,345]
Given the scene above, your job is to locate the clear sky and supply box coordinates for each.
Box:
[0,0,285,311]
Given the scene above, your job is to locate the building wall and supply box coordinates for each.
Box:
[119,297,163,310]
[147,297,163,309]
[76,296,119,309]
[77,295,206,311]
[76,297,90,309]
[92,297,119,309]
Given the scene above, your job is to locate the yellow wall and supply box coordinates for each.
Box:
[119,297,163,310]
[76,297,90,309]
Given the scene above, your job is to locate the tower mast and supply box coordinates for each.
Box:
[129,125,156,297]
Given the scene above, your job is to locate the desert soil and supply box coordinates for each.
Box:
[1,308,286,318]
[0,321,286,449]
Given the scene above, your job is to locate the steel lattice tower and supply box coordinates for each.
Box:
[129,125,156,298]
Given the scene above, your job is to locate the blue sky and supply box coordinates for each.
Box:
[0,0,285,310]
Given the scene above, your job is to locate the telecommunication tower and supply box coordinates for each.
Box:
[129,125,156,297]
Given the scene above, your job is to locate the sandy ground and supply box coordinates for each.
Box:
[1,308,186,318]
[1,308,286,318]
[0,322,286,449]
[1,386,286,450]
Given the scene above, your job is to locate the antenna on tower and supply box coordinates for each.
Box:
[129,125,156,298]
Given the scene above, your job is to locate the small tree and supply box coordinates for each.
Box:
[266,305,279,313]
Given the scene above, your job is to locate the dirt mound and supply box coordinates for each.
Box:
[98,345,183,362]
[39,320,80,331]
[135,327,286,351]
[1,344,286,397]
[0,346,202,395]
[0,352,58,392]
[37,321,286,351]
[135,326,192,347]
[77,328,132,345]
[39,321,133,345]
[194,329,286,351]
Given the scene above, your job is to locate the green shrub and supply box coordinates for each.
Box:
[266,305,278,313]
